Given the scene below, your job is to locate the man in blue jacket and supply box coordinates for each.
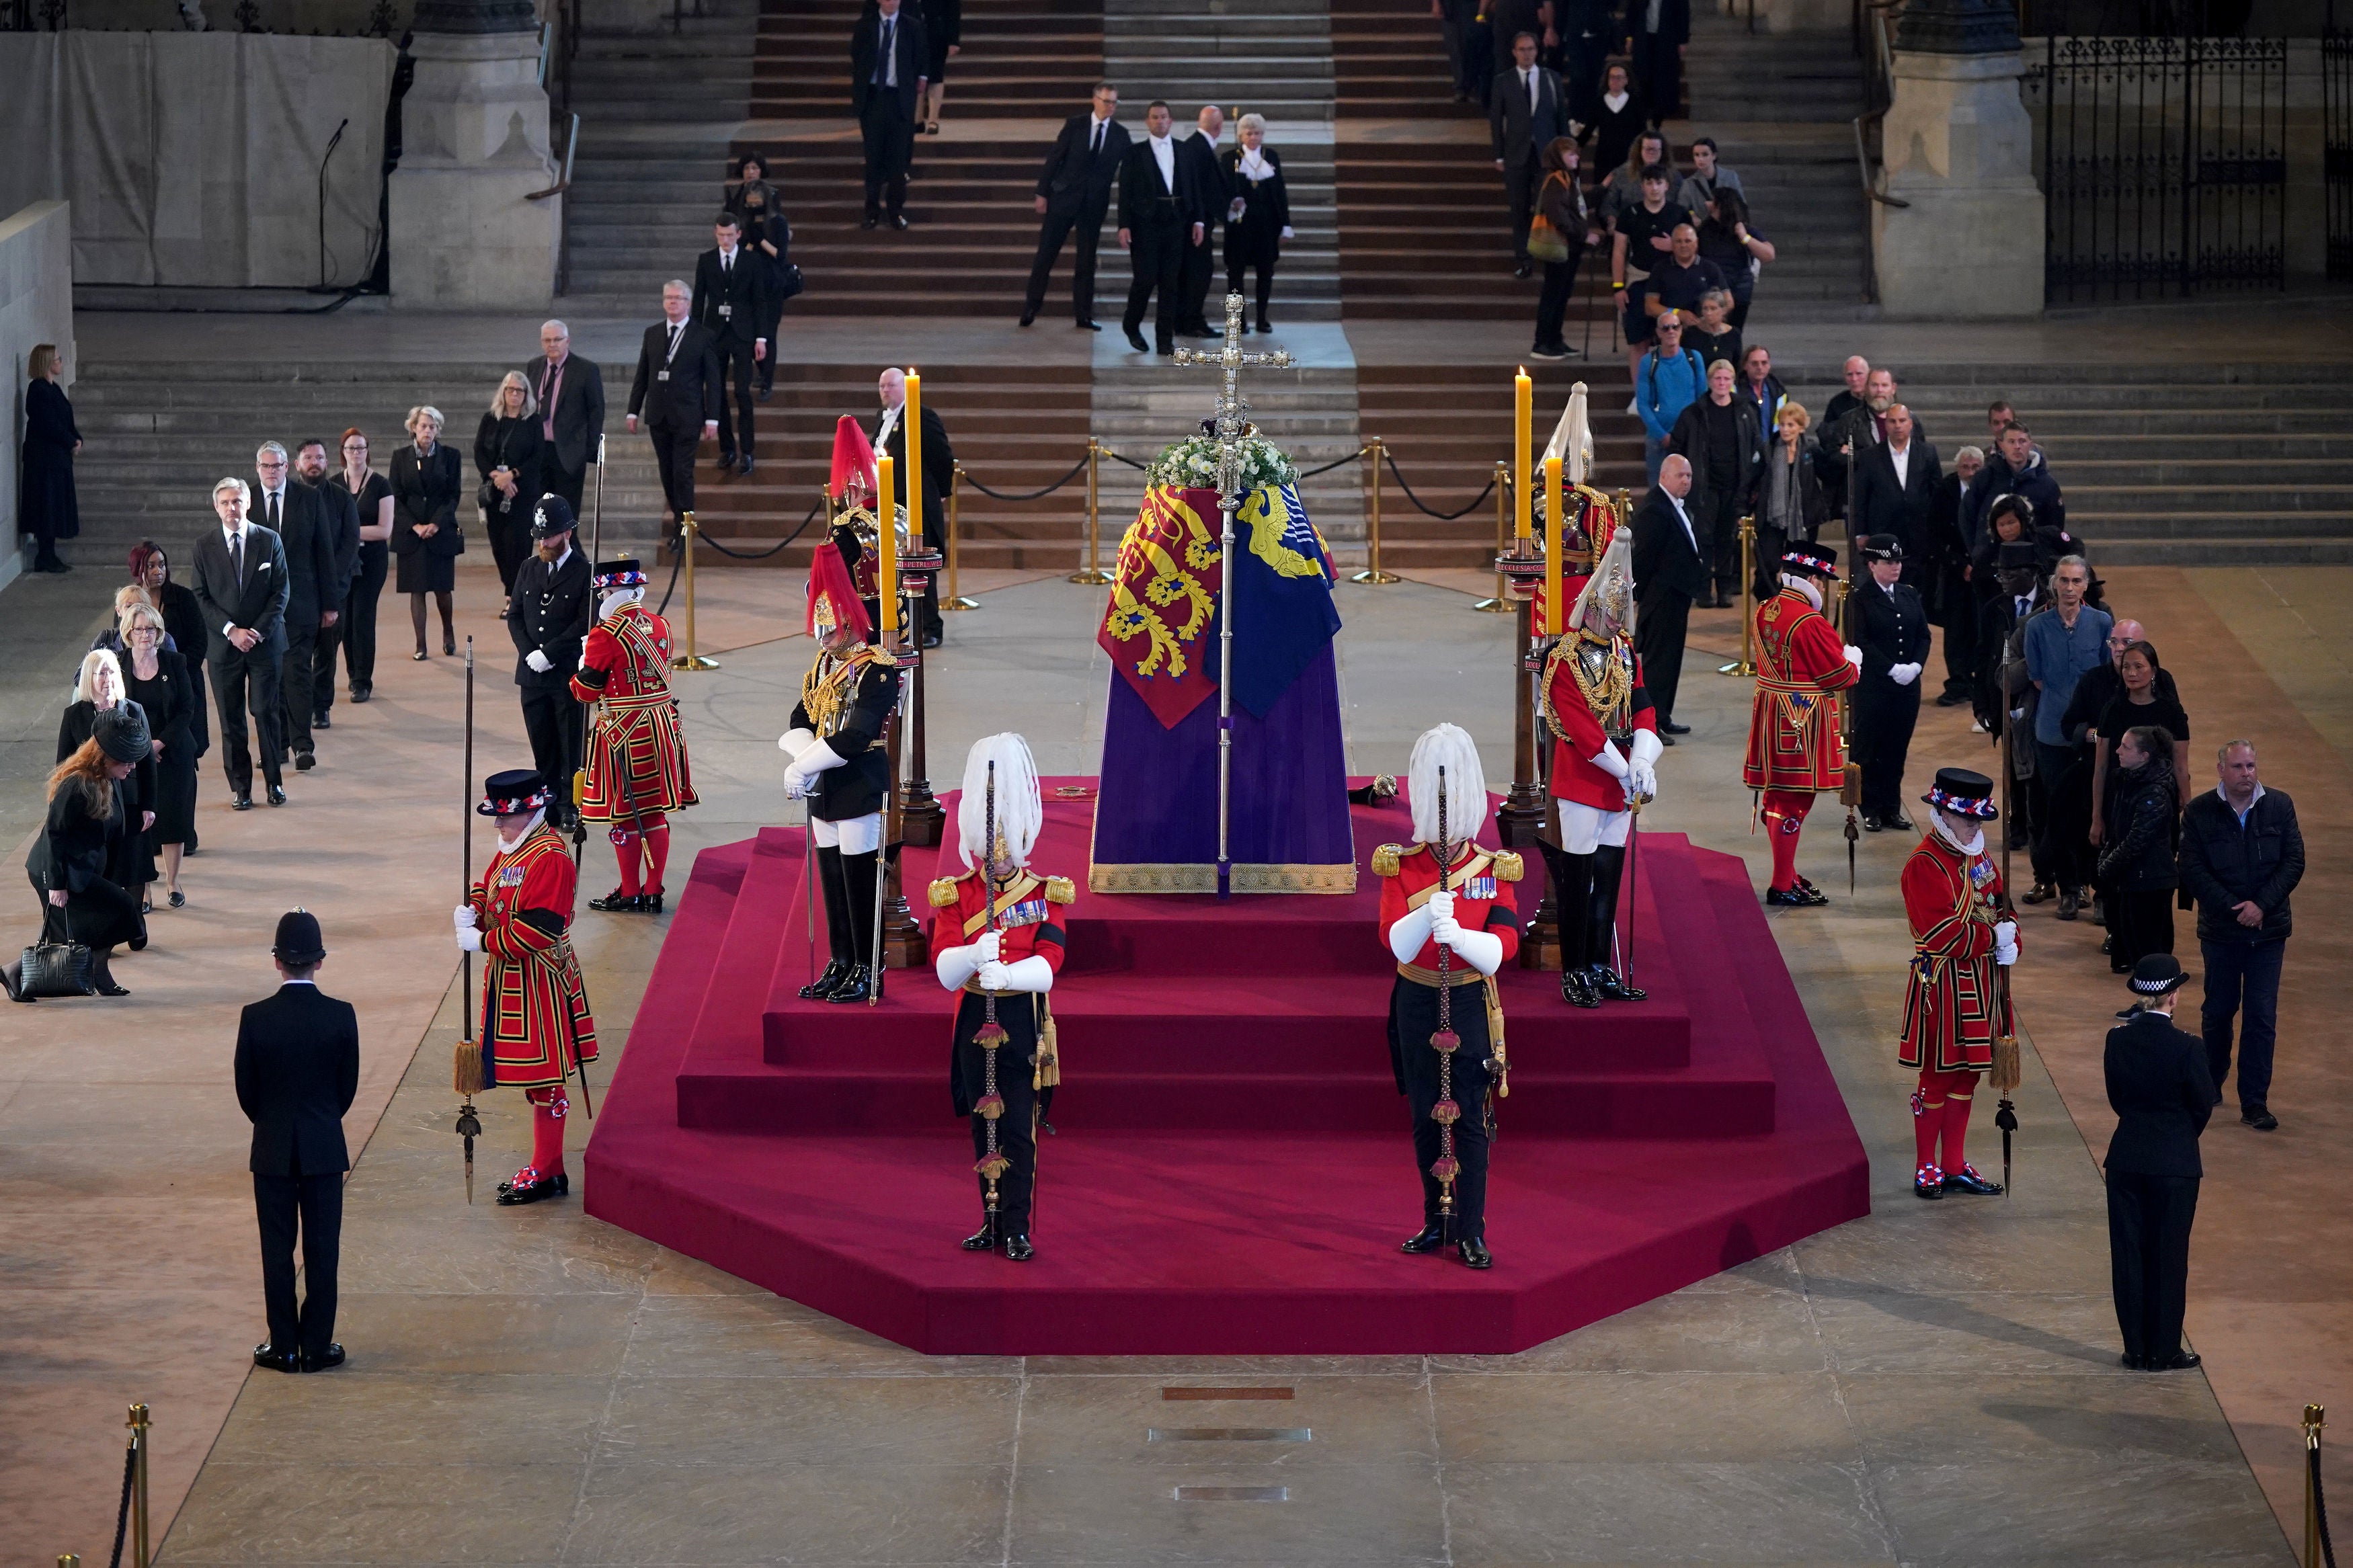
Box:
[1635,312,1704,484]
[2022,554,2108,917]
[2177,740,2303,1130]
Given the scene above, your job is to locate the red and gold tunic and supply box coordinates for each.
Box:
[1542,630,1657,811]
[569,603,697,821]
[1744,587,1858,793]
[1898,829,2016,1073]
[928,866,1075,1110]
[1372,842,1523,973]
[469,821,599,1089]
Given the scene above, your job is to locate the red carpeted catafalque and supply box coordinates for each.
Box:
[584,780,1869,1355]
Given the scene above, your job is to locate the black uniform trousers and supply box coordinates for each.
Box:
[2107,1170,2197,1364]
[1390,975,1497,1240]
[1695,487,1745,604]
[1026,195,1111,321]
[714,334,758,461]
[280,624,318,760]
[1634,589,1691,727]
[1123,216,1187,353]
[341,550,387,694]
[648,418,701,518]
[254,1168,343,1361]
[522,688,584,824]
[1854,675,1921,817]
[861,98,916,219]
[210,648,286,796]
[955,989,1043,1235]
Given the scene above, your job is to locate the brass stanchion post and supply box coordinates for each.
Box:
[1070,438,1113,585]
[1719,515,1758,675]
[60,1555,81,1567]
[128,1403,151,1568]
[1351,438,1399,585]
[943,464,979,611]
[669,512,719,671]
[2306,1404,2327,1568]
[1472,460,1513,613]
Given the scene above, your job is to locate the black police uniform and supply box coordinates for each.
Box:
[2104,1001,2215,1368]
[509,514,594,825]
[1853,559,1931,825]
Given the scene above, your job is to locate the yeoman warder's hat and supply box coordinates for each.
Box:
[477,768,551,817]
[592,558,647,592]
[1780,541,1839,579]
[1921,766,1999,820]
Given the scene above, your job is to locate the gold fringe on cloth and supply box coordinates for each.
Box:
[1087,860,1359,895]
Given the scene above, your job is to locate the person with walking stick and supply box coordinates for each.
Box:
[570,559,698,914]
[452,768,600,1208]
[1898,768,2018,1201]
[927,734,1070,1262]
[1375,725,1522,1271]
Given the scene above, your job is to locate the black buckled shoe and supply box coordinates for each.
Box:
[1590,964,1646,1002]
[253,1342,301,1374]
[823,964,872,1003]
[588,888,640,913]
[495,1167,569,1206]
[799,960,851,1000]
[640,890,665,915]
[301,1344,346,1373]
[1457,1237,1493,1270]
[1914,1163,1946,1199]
[1002,1234,1034,1262]
[494,1169,569,1199]
[1560,966,1599,1008]
[963,1222,998,1251]
[1765,884,1816,907]
[1399,1222,1447,1254]
[1942,1163,2004,1196]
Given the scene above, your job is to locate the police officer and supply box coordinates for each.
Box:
[1847,533,1931,833]
[2104,954,2215,1370]
[508,496,593,829]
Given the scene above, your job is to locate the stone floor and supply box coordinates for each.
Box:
[8,548,2335,1564]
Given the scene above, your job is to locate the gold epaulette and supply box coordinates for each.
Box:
[1043,876,1076,905]
[1492,851,1524,882]
[1371,843,1404,878]
[927,877,961,908]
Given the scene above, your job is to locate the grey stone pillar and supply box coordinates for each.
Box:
[387,0,561,309]
[1872,0,2044,319]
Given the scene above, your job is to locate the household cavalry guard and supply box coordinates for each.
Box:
[453,768,599,1208]
[1744,540,1859,907]
[569,558,698,913]
[1539,530,1660,1008]
[780,515,902,1004]
[928,733,1072,1262]
[1374,725,1522,1271]
[1901,768,2018,1200]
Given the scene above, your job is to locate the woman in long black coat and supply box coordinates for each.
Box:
[475,373,545,607]
[130,542,211,765]
[16,708,149,999]
[391,405,464,659]
[726,153,795,397]
[20,343,80,574]
[1220,114,1292,335]
[118,604,196,909]
[56,651,155,921]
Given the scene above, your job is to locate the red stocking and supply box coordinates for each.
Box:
[1938,1071,1977,1175]
[1763,790,1812,891]
[643,813,670,896]
[611,828,642,897]
[528,1086,571,1177]
[1911,1070,1947,1174]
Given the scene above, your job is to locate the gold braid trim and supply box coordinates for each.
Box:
[1371,843,1403,878]
[799,647,887,739]
[927,877,961,908]
[1540,630,1634,739]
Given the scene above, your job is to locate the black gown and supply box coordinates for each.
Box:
[122,651,198,845]
[56,701,155,891]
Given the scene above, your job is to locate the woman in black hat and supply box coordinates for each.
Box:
[13,704,151,999]
[2104,954,2215,1371]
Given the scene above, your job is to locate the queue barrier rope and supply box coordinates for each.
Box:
[2310,1403,2337,1568]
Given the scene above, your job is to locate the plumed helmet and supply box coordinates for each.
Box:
[957,733,1042,871]
[806,534,874,643]
[1407,723,1488,848]
[1568,528,1636,638]
[829,415,878,500]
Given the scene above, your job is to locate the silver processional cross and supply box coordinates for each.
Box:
[1170,291,1293,899]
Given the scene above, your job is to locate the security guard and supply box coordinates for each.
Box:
[508,496,593,829]
[1849,533,1931,833]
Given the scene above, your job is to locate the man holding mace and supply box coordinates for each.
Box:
[1375,725,1521,1270]
[570,557,698,914]
[928,733,1072,1262]
[452,768,599,1208]
[1745,540,1859,906]
[1541,531,1661,1007]
[1900,767,2018,1200]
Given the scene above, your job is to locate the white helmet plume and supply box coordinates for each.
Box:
[1407,724,1488,848]
[957,733,1042,870]
[1543,380,1594,486]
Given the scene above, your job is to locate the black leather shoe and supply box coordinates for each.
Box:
[1765,885,1817,907]
[1660,720,1691,735]
[496,1169,569,1206]
[495,1170,568,1198]
[232,794,253,811]
[588,888,639,913]
[2120,1352,2144,1370]
[799,959,851,1000]
[301,1344,346,1373]
[1657,732,1675,745]
[1936,689,1970,706]
[2243,1107,2278,1130]
[1560,967,1599,1008]
[862,214,879,229]
[717,450,737,470]
[2057,888,2080,920]
[314,713,331,731]
[889,214,910,231]
[254,1342,302,1373]
[1019,308,1037,327]
[1076,317,1101,331]
[1399,1223,1447,1254]
[640,890,665,915]
[920,630,943,650]
[2146,1350,2202,1371]
[1125,327,1150,353]
[1885,811,1915,831]
[963,1223,998,1251]
[1862,813,1885,833]
[2021,881,2055,904]
[296,753,317,773]
[267,786,286,807]
[1591,965,1646,1002]
[1513,261,1533,279]
[1942,1163,2004,1196]
[352,684,372,702]
[824,964,872,1003]
[757,385,772,402]
[1002,1234,1034,1262]
[1914,1167,1946,1199]
[1458,1237,1493,1270]
[738,456,755,478]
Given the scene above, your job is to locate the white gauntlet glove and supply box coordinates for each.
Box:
[455,925,483,953]
[1993,919,2019,966]
[1386,903,1437,965]
[977,959,1009,991]
[454,905,477,932]
[1890,661,1922,687]
[1629,758,1659,802]
[778,727,815,759]
[1843,645,1864,671]
[976,930,1001,963]
[525,649,553,674]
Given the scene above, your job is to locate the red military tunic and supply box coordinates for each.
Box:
[569,603,697,821]
[1745,587,1858,793]
[1542,630,1657,811]
[469,821,599,1089]
[1898,829,2016,1073]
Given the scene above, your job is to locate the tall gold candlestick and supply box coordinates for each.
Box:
[1513,366,1532,543]
[904,366,924,558]
[877,453,899,634]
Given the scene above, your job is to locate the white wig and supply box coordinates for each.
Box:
[1407,723,1488,848]
[957,732,1043,870]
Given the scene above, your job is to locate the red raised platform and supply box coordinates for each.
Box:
[584,781,1870,1355]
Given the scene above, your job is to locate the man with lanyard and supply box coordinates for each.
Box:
[569,557,698,913]
[1744,540,1860,905]
[508,496,592,833]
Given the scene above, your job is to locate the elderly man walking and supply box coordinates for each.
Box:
[2178,741,2303,1131]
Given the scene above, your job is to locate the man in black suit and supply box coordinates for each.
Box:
[1631,0,1691,120]
[1025,83,1131,329]
[236,909,358,1374]
[850,0,928,231]
[509,496,594,828]
[1849,403,1942,588]
[251,444,337,774]
[867,367,954,648]
[691,214,770,479]
[1118,100,1206,357]
[626,281,722,534]
[530,319,606,515]
[2104,954,2216,1372]
[193,477,293,809]
[1849,535,1931,831]
[1490,31,1568,276]
[1174,105,1226,337]
[294,438,360,734]
[1630,454,1705,737]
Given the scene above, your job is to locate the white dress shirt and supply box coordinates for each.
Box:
[1088,112,1111,156]
[1668,494,1697,552]
[1148,132,1176,192]
[876,403,904,453]
[1888,440,1912,489]
[221,521,251,636]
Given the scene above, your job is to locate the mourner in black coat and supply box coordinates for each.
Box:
[1851,536,1932,829]
[21,352,80,573]
[1023,89,1132,328]
[692,221,772,472]
[1117,106,1209,357]
[297,450,363,728]
[251,456,340,768]
[1174,114,1228,337]
[1848,413,1942,587]
[16,705,151,999]
[868,374,955,646]
[1630,461,1706,732]
[191,493,292,804]
[850,0,928,224]
[528,325,607,511]
[1220,127,1291,333]
[508,501,594,829]
[627,292,723,527]
[475,398,546,598]
[2103,956,2215,1372]
[234,910,360,1373]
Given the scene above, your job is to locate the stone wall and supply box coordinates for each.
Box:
[1,202,74,590]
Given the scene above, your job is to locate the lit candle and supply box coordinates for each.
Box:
[877,452,899,635]
[1514,366,1531,542]
[903,366,924,559]
[1544,453,1564,636]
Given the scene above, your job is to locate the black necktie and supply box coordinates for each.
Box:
[231,530,243,583]
[876,18,892,82]
[267,492,280,532]
[1090,121,1103,157]
[723,251,731,274]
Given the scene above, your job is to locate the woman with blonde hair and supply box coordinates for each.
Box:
[1756,399,1826,599]
[475,373,545,607]
[57,648,158,915]
[21,341,81,573]
[120,602,198,908]
[391,404,464,659]
[10,707,151,999]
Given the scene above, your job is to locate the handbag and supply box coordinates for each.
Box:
[776,260,805,303]
[1526,175,1572,264]
[16,940,95,999]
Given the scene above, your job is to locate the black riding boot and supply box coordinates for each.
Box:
[829,848,879,1003]
[1541,840,1598,1007]
[801,845,854,998]
[1587,841,1646,1000]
